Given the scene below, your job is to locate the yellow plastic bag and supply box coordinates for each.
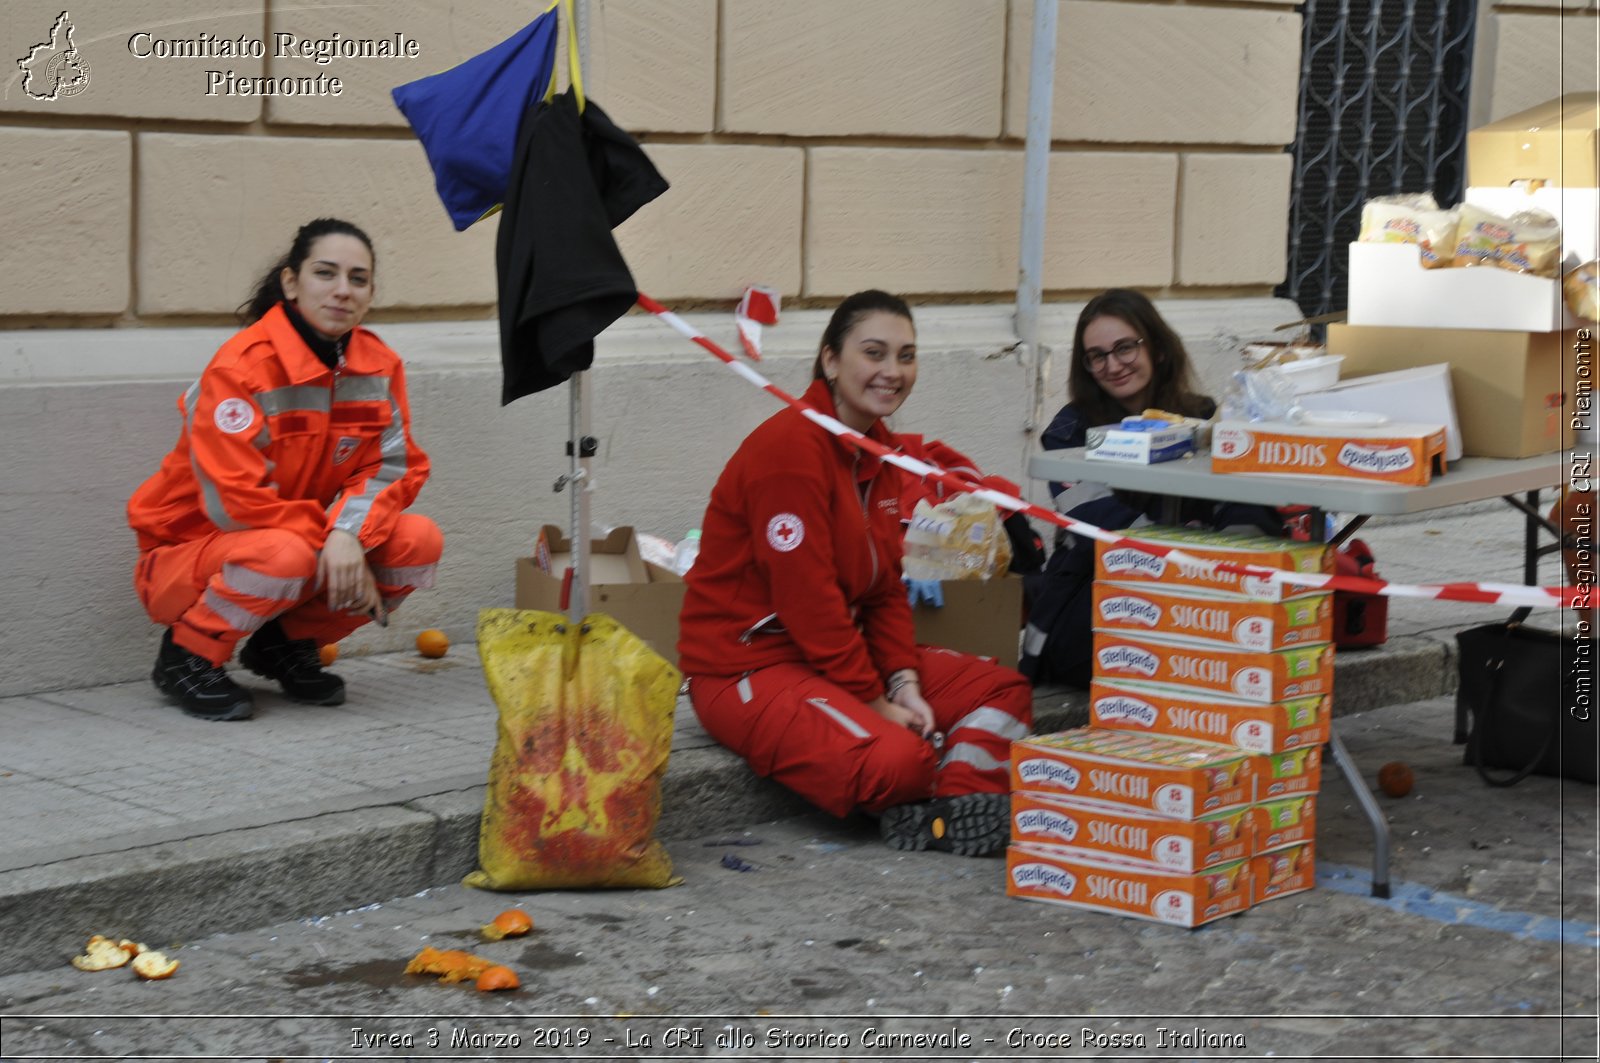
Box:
[465,608,681,890]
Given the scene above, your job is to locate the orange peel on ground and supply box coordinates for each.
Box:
[404,946,496,984]
[71,936,133,971]
[481,909,534,941]
[475,965,520,992]
[131,950,179,980]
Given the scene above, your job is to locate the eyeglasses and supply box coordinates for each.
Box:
[1082,337,1145,372]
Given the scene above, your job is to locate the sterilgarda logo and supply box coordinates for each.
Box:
[1337,442,1415,475]
[1011,862,1077,898]
[17,12,91,101]
[1093,694,1158,728]
[1100,547,1166,578]
[1013,807,1080,843]
[1095,644,1159,677]
[1098,594,1161,627]
[1016,757,1080,791]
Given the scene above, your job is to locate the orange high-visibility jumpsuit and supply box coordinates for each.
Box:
[128,303,441,664]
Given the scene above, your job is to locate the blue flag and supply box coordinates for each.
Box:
[391,5,560,231]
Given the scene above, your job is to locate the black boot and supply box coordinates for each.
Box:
[151,629,255,722]
[880,792,1010,856]
[239,619,346,706]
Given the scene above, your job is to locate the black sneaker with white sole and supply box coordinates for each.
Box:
[879,792,1010,856]
[151,629,255,722]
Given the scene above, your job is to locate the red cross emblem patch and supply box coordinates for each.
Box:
[766,512,805,552]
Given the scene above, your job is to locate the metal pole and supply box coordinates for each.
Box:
[567,0,593,620]
[1017,0,1059,439]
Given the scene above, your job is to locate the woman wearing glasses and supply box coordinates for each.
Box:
[1020,289,1282,685]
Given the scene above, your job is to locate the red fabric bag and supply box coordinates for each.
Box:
[1333,539,1387,648]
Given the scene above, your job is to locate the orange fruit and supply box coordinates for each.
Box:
[318,644,339,667]
[475,965,519,992]
[1377,761,1414,798]
[482,908,534,941]
[416,629,450,658]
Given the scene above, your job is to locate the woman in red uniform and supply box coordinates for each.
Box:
[678,290,1032,855]
[127,218,442,722]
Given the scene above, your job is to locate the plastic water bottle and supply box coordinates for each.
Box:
[672,529,702,575]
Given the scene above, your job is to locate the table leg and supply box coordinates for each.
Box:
[1328,729,1390,898]
[1524,489,1540,585]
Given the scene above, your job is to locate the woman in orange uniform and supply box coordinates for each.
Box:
[678,290,1032,855]
[128,218,442,722]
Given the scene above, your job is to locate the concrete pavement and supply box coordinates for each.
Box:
[0,501,1593,990]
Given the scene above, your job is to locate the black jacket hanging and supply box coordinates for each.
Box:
[495,89,669,404]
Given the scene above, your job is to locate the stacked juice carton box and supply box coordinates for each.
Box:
[1005,527,1331,924]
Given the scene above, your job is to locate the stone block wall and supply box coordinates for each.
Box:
[1479,0,1599,122]
[1,0,1313,324]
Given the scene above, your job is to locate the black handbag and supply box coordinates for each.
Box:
[1455,608,1598,786]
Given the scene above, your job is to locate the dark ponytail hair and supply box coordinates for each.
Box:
[238,217,375,325]
[811,289,915,380]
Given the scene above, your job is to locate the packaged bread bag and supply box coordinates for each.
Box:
[1564,260,1599,322]
[1453,204,1562,277]
[1358,193,1458,269]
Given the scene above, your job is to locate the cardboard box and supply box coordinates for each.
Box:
[1255,746,1323,800]
[1251,841,1315,904]
[1010,792,1253,872]
[515,525,685,661]
[1252,794,1317,854]
[1096,526,1331,601]
[912,576,1022,668]
[1088,680,1330,754]
[1327,322,1573,458]
[1084,420,1196,464]
[1295,364,1463,462]
[1348,242,1575,332]
[1468,93,1600,189]
[1092,630,1334,704]
[1091,582,1333,651]
[1212,419,1447,487]
[1010,728,1255,818]
[518,528,1018,668]
[1007,843,1252,927]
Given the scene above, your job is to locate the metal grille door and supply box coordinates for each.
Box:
[1279,0,1478,322]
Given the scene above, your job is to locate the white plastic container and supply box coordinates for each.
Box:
[1274,354,1345,394]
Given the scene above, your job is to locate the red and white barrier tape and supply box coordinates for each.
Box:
[636,292,1574,611]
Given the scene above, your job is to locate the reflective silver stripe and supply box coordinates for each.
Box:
[334,395,407,539]
[252,419,271,450]
[806,697,871,739]
[334,375,391,403]
[948,706,1030,742]
[256,384,330,417]
[1022,623,1049,656]
[202,587,269,633]
[187,383,245,532]
[372,562,436,589]
[737,613,782,644]
[736,676,754,703]
[221,562,305,602]
[938,742,1007,773]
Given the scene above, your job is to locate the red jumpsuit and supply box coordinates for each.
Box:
[127,304,441,664]
[678,379,1031,817]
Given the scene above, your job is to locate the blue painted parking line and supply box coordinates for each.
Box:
[1317,862,1600,948]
